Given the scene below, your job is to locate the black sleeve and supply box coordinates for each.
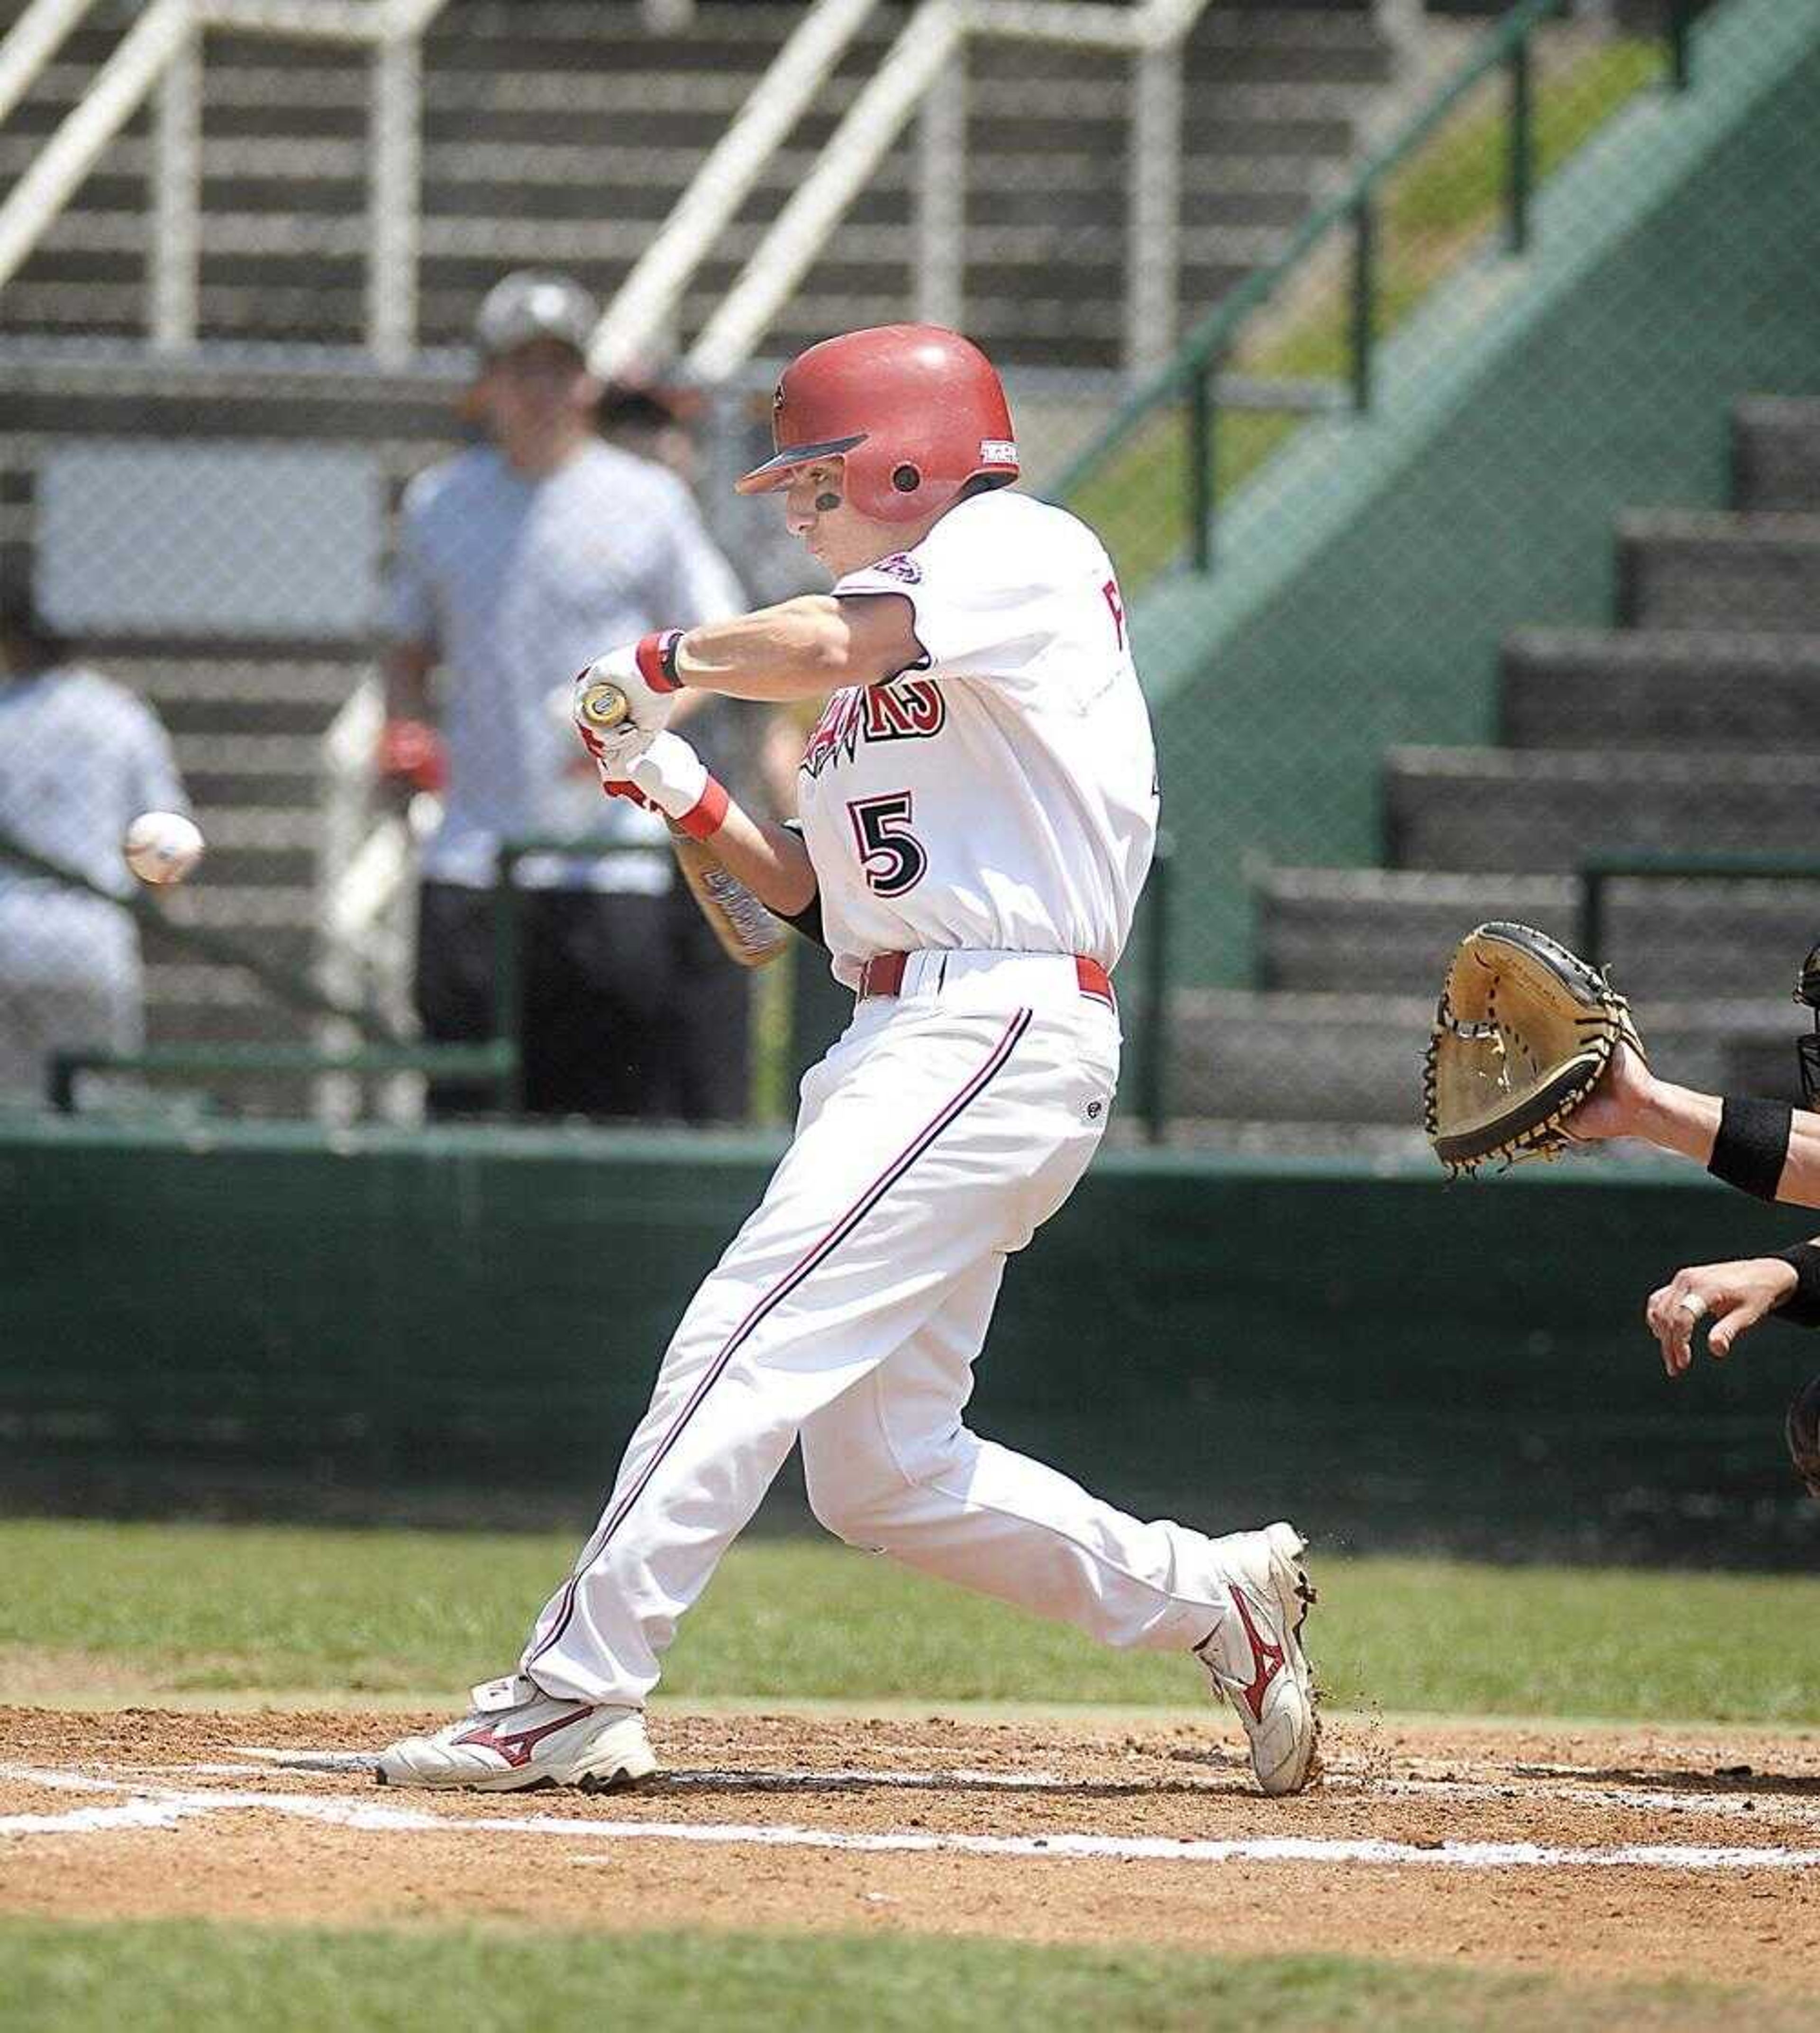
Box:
[1770,1242,1820,1328]
[776,820,828,950]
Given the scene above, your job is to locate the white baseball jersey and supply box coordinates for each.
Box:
[796,489,1157,988]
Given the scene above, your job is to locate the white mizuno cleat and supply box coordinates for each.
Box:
[374,1674,658,1794]
[1195,1521,1321,1797]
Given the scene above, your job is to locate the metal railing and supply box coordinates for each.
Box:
[1581,853,1820,965]
[1132,830,1174,1145]
[0,825,399,1043]
[316,671,423,1121]
[0,0,448,360]
[1053,0,1701,572]
[590,0,882,379]
[46,1039,512,1112]
[0,822,511,1117]
[595,0,1222,387]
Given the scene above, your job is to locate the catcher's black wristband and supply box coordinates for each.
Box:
[1707,1096,1792,1202]
[1769,1241,1820,1329]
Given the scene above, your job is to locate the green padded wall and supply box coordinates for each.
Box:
[2,1120,1816,1566]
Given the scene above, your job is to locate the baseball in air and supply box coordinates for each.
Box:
[123,810,204,886]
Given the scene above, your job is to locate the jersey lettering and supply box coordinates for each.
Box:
[1102,576,1125,651]
[862,678,946,741]
[803,679,945,780]
[847,792,928,897]
[802,689,865,778]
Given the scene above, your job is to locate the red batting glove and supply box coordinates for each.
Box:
[598,776,656,811]
[376,717,447,793]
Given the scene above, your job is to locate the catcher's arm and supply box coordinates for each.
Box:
[1572,1046,1820,1210]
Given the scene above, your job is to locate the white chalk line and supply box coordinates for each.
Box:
[28,1749,1820,1834]
[2,1763,1818,1873]
[1329,1771,1820,1831]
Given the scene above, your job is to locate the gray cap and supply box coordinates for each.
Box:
[474,270,599,361]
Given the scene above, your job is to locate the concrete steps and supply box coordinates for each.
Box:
[139,975,318,1047]
[145,887,320,957]
[164,807,319,890]
[1191,393,1820,1138]
[171,732,324,812]
[1256,867,1820,1002]
[0,135,1322,236]
[1732,398,1820,512]
[1616,512,1820,634]
[18,210,1291,277]
[124,659,377,737]
[1173,992,1801,1125]
[1499,629,1820,751]
[1383,746,1820,873]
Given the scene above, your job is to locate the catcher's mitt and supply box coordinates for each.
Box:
[1788,1372,1820,1502]
[1423,921,1644,1176]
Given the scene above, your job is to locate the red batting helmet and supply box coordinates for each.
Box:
[735,323,1019,524]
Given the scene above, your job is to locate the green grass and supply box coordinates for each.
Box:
[4,1521,1820,1723]
[0,1921,1808,2033]
[1073,36,1665,586]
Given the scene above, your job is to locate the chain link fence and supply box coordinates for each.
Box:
[1063,0,1820,1148]
[1,0,1813,1146]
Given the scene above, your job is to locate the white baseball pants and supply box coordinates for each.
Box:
[523,949,1241,1705]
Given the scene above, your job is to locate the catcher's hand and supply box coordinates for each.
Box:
[1423,921,1645,1176]
[1643,1258,1798,1376]
[1788,1373,1820,1501]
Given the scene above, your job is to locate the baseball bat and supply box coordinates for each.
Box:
[669,829,789,970]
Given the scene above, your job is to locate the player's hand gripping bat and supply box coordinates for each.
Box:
[572,657,786,971]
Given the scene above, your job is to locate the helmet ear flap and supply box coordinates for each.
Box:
[891,463,921,494]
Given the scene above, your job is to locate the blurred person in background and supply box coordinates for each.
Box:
[0,580,188,1103]
[381,270,749,1121]
[594,365,781,1121]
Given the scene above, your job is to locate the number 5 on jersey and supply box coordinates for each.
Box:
[848,792,927,897]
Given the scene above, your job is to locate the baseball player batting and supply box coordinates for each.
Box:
[376,324,1320,1799]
